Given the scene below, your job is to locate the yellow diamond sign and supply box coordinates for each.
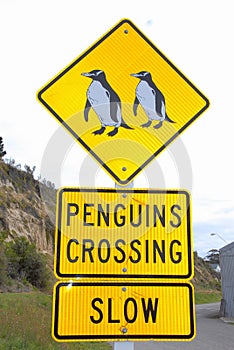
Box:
[37,19,209,185]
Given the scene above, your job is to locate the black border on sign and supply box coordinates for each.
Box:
[53,281,195,341]
[55,188,192,279]
[37,19,209,186]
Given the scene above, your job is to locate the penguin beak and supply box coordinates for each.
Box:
[81,72,92,77]
[130,73,139,78]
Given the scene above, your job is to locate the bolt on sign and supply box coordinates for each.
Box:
[37,19,209,185]
[55,188,193,279]
[52,282,195,341]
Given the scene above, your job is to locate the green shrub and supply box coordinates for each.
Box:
[5,237,50,290]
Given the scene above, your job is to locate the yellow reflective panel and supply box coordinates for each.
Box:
[55,188,193,279]
[52,281,195,341]
[37,19,209,185]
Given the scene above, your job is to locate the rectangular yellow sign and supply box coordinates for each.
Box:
[52,282,195,341]
[55,188,193,279]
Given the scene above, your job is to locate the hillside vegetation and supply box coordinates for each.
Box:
[192,252,221,303]
[193,251,220,290]
[0,159,56,292]
[0,160,55,253]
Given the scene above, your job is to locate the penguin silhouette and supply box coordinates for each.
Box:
[81,70,133,136]
[130,71,175,129]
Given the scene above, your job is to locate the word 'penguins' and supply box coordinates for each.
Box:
[82,70,132,137]
[131,71,175,129]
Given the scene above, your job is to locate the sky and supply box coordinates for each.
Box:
[1,0,234,257]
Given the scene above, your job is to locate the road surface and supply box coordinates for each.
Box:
[112,303,234,350]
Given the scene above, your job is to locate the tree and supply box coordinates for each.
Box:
[204,249,220,265]
[0,137,6,158]
[24,164,36,177]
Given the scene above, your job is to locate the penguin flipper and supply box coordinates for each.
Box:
[133,96,140,116]
[154,90,175,123]
[110,101,119,123]
[155,89,165,116]
[84,99,91,121]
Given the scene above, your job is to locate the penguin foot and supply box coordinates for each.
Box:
[108,127,118,137]
[93,127,106,135]
[154,121,163,129]
[141,121,152,128]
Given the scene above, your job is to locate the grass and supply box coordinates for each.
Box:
[195,289,222,304]
[0,289,222,349]
[0,292,111,350]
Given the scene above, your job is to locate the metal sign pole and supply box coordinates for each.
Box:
[114,181,135,350]
[114,342,134,350]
